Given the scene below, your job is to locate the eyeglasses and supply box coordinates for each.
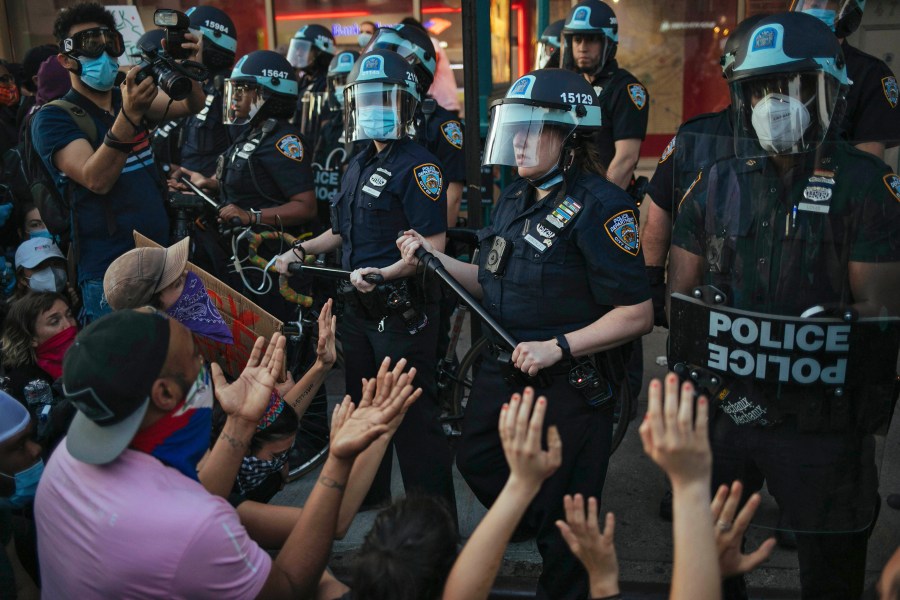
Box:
[61,27,125,59]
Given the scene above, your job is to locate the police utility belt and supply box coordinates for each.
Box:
[338,277,434,335]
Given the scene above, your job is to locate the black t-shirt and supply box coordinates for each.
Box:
[841,41,900,148]
[590,60,650,168]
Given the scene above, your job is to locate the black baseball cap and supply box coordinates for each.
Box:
[63,310,172,465]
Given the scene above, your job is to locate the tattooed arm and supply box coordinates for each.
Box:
[282,300,337,420]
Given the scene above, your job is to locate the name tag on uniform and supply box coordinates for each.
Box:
[362,167,392,198]
[196,93,215,123]
[797,169,835,214]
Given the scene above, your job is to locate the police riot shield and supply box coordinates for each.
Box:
[666,133,900,535]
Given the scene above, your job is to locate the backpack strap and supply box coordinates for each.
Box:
[45,99,98,146]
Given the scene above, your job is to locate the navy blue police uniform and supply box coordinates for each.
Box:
[841,41,900,148]
[293,75,326,131]
[419,102,464,188]
[646,109,733,215]
[671,140,900,600]
[455,170,649,600]
[180,82,241,177]
[332,137,457,511]
[590,60,649,169]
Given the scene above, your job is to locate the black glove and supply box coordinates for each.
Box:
[646,265,667,328]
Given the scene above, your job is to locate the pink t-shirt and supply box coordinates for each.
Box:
[35,441,272,599]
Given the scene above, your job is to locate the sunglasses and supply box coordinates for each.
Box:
[61,27,125,59]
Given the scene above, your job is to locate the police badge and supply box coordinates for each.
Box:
[628,83,647,110]
[883,76,899,109]
[414,163,443,201]
[276,134,304,162]
[441,121,463,149]
[604,210,640,256]
[884,174,900,202]
[752,27,777,51]
[659,136,676,164]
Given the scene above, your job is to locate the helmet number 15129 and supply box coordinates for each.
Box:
[560,92,593,104]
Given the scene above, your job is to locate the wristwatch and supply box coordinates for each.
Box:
[555,334,573,361]
[249,208,262,225]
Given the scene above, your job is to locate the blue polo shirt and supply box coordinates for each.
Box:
[31,88,169,283]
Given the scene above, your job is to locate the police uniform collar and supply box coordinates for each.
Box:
[591,59,619,84]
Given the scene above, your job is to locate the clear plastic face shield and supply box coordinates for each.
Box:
[343,81,417,142]
[299,90,327,139]
[730,71,841,157]
[483,104,575,176]
[535,40,560,69]
[287,39,315,70]
[789,0,857,31]
[327,72,350,110]
[223,79,263,125]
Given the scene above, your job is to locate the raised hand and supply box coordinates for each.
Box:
[638,373,711,488]
[359,357,421,435]
[329,357,421,460]
[499,387,562,488]
[211,333,286,424]
[710,481,776,578]
[315,299,338,368]
[556,494,619,598]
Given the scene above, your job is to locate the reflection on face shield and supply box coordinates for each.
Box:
[512,126,542,168]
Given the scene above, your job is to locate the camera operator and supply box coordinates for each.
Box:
[30,2,206,323]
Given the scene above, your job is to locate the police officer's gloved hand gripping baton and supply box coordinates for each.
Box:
[286,262,384,285]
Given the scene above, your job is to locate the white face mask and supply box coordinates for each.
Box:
[750,93,811,154]
[28,266,66,293]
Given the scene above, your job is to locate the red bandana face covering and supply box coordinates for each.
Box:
[0,85,19,107]
[34,326,78,380]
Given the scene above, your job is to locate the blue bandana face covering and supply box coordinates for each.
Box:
[78,53,119,92]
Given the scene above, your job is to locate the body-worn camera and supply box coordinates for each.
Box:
[568,357,614,408]
[134,10,207,100]
[380,280,428,335]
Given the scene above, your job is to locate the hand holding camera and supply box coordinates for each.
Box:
[132,10,207,102]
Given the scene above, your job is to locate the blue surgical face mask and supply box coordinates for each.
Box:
[803,8,837,31]
[78,53,119,92]
[29,229,55,241]
[358,32,372,48]
[357,105,397,140]
[1,459,45,508]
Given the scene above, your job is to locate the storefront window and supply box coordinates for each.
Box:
[272,0,414,52]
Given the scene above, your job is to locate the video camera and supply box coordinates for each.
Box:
[134,9,207,100]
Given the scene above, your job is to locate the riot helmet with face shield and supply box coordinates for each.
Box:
[287,24,335,75]
[727,12,849,157]
[327,50,359,111]
[223,50,298,126]
[789,0,865,38]
[186,6,238,74]
[483,68,602,188]
[536,20,565,69]
[343,49,420,142]
[560,0,618,79]
[362,25,436,94]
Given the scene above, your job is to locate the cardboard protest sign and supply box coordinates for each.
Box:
[134,232,283,379]
[109,5,145,67]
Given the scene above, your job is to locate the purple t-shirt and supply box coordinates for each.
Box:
[35,440,271,599]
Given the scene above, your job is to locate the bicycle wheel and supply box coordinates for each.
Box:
[446,336,489,436]
[287,346,344,481]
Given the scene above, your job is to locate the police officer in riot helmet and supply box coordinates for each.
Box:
[175,50,316,319]
[364,24,465,227]
[276,49,456,515]
[560,0,648,192]
[668,12,900,599]
[163,6,239,180]
[790,0,900,159]
[288,24,336,131]
[310,50,359,167]
[536,19,565,69]
[643,13,769,331]
[398,68,652,600]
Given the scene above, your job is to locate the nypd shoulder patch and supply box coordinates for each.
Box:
[882,76,898,109]
[659,136,676,164]
[414,163,443,201]
[604,210,640,256]
[441,121,463,149]
[628,83,647,110]
[276,134,304,162]
[884,174,900,202]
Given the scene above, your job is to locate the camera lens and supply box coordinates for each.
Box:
[159,70,192,100]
